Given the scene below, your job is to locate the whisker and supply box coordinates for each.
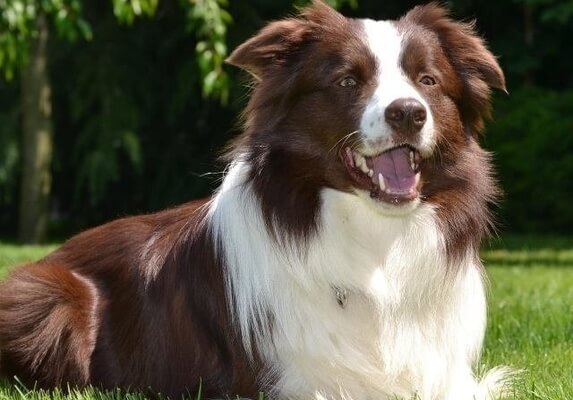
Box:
[328,130,359,154]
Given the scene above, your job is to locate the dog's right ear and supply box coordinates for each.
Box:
[226,19,311,81]
[227,1,345,81]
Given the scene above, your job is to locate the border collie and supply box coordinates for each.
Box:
[0,2,511,399]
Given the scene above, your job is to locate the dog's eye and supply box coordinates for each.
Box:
[339,77,357,87]
[419,75,436,86]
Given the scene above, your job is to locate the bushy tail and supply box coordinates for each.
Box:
[0,262,96,387]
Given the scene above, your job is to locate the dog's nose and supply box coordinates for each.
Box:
[384,98,427,135]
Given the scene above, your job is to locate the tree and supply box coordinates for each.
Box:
[17,0,572,237]
[18,13,53,243]
[0,0,232,242]
[1,0,92,243]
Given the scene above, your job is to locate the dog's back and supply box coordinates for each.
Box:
[0,200,260,398]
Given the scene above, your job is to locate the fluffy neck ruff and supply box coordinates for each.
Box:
[208,160,486,399]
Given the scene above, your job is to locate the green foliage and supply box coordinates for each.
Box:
[113,0,237,104]
[0,0,235,237]
[67,45,143,204]
[486,87,573,233]
[112,0,159,25]
[514,0,573,25]
[0,0,233,104]
[0,0,572,237]
[325,0,358,8]
[542,3,573,24]
[0,0,92,80]
[182,0,232,103]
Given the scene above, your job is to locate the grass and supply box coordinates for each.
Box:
[481,236,573,399]
[0,383,156,400]
[0,243,58,279]
[0,236,572,399]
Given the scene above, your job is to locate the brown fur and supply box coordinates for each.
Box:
[0,201,260,398]
[397,4,504,262]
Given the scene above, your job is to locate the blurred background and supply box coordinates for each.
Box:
[1,0,572,243]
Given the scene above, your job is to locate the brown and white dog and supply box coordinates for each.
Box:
[0,2,511,399]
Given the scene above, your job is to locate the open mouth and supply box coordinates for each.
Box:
[341,145,422,204]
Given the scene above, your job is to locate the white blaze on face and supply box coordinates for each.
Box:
[359,19,435,153]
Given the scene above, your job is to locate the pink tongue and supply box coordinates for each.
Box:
[370,147,417,193]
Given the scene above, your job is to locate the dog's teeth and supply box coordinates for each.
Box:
[410,151,415,170]
[353,153,371,174]
[368,169,374,177]
[378,173,385,191]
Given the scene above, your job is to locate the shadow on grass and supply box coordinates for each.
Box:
[481,234,573,267]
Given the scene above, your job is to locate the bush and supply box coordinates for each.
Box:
[486,87,573,234]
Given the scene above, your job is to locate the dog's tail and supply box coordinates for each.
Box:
[0,261,96,387]
[477,366,522,400]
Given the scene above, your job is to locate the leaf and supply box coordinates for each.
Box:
[77,19,93,41]
[182,0,233,103]
[121,131,143,170]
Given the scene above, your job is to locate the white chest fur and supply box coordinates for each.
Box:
[209,162,491,400]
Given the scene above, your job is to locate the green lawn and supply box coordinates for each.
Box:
[0,244,58,279]
[481,236,573,399]
[0,236,571,399]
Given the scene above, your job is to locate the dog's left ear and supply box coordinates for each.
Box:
[403,3,506,134]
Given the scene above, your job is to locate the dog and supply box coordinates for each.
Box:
[0,2,510,399]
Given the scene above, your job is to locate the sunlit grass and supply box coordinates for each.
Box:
[0,243,58,279]
[481,236,573,399]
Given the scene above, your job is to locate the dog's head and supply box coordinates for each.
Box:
[227,1,504,243]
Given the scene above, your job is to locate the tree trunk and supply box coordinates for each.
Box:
[523,2,535,85]
[18,14,53,244]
